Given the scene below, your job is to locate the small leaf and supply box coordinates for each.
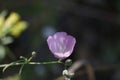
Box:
[1,36,13,45]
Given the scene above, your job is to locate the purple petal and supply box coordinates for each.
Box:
[65,35,76,53]
[61,35,76,58]
[53,32,68,53]
[47,32,76,59]
[64,51,72,58]
[47,36,57,53]
[53,52,65,59]
[53,32,67,40]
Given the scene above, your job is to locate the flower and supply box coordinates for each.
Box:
[47,32,76,59]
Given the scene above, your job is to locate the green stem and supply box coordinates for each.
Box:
[18,63,25,76]
[0,61,63,68]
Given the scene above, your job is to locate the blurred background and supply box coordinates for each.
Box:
[0,0,120,80]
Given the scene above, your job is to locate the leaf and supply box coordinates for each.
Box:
[1,36,13,45]
[0,45,6,61]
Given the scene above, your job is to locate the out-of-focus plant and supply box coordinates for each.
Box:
[3,75,20,80]
[0,10,76,80]
[0,11,28,61]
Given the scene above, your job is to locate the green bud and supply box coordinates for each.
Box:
[65,59,72,67]
[32,51,36,56]
[19,56,23,59]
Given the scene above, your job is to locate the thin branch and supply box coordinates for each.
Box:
[0,61,63,68]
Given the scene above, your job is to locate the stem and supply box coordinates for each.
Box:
[0,61,63,68]
[18,63,25,76]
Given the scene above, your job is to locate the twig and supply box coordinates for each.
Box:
[0,61,63,68]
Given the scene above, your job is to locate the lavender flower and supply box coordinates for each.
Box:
[47,32,76,59]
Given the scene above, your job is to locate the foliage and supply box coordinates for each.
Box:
[0,11,28,61]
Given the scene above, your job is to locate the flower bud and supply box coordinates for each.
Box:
[65,59,72,67]
[32,51,36,57]
[62,69,74,80]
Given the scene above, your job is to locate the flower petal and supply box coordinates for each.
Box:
[53,52,66,59]
[47,32,76,59]
[65,35,76,53]
[53,32,67,40]
[47,36,57,53]
[64,51,72,58]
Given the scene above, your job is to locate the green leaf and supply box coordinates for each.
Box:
[1,36,13,45]
[0,45,6,61]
